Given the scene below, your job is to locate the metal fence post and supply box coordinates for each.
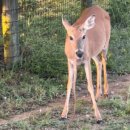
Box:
[2,0,20,67]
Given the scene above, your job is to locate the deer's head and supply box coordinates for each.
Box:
[62,15,95,59]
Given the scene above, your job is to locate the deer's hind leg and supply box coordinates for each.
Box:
[92,56,102,100]
[102,50,109,97]
[85,60,102,122]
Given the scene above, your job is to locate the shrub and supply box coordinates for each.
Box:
[19,0,80,78]
[108,0,130,27]
[108,27,130,73]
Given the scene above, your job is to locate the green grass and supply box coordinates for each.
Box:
[98,98,127,117]
[0,0,130,129]
[1,105,130,130]
[0,73,130,130]
[0,70,65,119]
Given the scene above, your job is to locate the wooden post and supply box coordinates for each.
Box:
[81,0,93,11]
[2,0,19,67]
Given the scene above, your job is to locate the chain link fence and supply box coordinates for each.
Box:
[0,0,130,77]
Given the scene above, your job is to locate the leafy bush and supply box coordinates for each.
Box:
[103,0,130,73]
[108,27,130,73]
[108,0,130,27]
[19,0,80,78]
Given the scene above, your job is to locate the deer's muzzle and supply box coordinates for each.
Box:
[76,50,84,58]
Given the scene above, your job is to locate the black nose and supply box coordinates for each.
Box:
[76,50,83,58]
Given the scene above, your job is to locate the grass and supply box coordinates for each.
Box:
[0,0,130,129]
[0,70,65,119]
[0,70,129,130]
[0,76,130,129]
[1,99,130,130]
[125,86,130,114]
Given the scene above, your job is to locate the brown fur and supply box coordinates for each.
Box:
[61,5,111,122]
[65,5,111,59]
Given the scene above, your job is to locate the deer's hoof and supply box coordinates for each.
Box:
[61,113,67,119]
[60,116,68,121]
[104,94,109,98]
[97,119,103,124]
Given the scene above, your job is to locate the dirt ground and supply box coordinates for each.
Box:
[0,74,130,130]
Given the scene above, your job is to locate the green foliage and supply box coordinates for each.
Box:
[19,0,80,78]
[18,0,130,78]
[108,0,130,27]
[108,27,130,73]
[0,71,65,118]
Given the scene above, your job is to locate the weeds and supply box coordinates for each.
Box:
[125,86,130,114]
[0,0,130,130]
[0,70,65,119]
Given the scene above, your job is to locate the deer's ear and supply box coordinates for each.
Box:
[81,15,96,31]
[62,17,71,31]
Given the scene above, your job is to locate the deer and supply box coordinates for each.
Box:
[61,5,111,123]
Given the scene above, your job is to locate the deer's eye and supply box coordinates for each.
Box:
[69,36,73,41]
[82,35,86,39]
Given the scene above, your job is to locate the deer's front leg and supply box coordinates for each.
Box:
[61,60,76,119]
[84,60,102,123]
[72,62,77,114]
